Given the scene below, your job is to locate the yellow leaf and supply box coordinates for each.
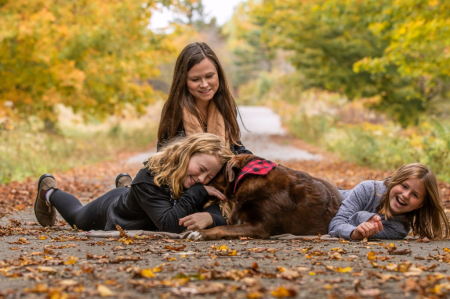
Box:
[323,284,332,290]
[38,235,47,240]
[141,269,156,278]
[228,249,237,256]
[64,256,78,265]
[218,244,229,250]
[97,285,114,297]
[270,286,295,298]
[38,266,57,274]
[367,251,376,260]
[152,266,162,272]
[330,247,340,251]
[337,267,353,273]
[247,291,264,298]
[169,257,176,261]
[309,272,316,276]
[326,266,353,273]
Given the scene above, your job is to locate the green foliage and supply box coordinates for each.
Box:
[0,0,177,124]
[223,1,273,87]
[0,118,157,184]
[233,0,450,126]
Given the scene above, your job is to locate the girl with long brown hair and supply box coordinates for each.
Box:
[34,133,234,233]
[329,163,449,240]
[157,42,252,154]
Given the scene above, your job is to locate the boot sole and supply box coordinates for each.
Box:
[34,174,55,227]
[115,173,131,188]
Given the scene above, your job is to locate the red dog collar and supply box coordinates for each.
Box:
[234,159,276,193]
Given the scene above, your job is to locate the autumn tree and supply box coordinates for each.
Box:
[234,0,450,126]
[224,1,274,87]
[0,0,178,126]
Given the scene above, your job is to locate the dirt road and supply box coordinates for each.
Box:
[1,107,450,298]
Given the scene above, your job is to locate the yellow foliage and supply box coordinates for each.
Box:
[0,0,181,122]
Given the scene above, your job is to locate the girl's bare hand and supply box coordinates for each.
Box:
[367,215,384,232]
[203,186,226,200]
[179,212,213,230]
[351,222,378,240]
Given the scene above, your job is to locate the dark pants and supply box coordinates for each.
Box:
[49,188,127,231]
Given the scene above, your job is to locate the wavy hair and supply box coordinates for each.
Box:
[146,133,234,199]
[157,42,242,145]
[377,163,449,239]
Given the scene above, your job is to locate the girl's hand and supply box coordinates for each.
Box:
[203,186,226,200]
[351,218,383,240]
[179,212,213,230]
[367,215,384,232]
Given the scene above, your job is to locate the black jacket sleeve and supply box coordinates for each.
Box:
[133,183,209,233]
[232,140,252,154]
[202,203,227,227]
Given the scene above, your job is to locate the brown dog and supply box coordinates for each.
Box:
[191,154,343,240]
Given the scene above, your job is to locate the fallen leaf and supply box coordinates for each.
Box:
[37,266,57,274]
[326,266,353,273]
[97,284,114,297]
[141,269,156,278]
[165,245,186,251]
[270,286,297,298]
[359,289,381,296]
[25,283,48,293]
[64,256,78,265]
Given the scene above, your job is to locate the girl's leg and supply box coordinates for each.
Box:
[49,188,126,231]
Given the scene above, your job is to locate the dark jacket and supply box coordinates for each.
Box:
[104,168,227,232]
[157,104,252,155]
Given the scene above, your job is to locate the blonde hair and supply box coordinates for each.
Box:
[378,163,449,239]
[146,133,234,199]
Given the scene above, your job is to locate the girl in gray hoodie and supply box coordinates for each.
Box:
[329,163,449,240]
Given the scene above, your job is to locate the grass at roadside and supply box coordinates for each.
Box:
[0,105,160,184]
[238,72,450,183]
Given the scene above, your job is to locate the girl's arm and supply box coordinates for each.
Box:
[132,182,209,233]
[232,140,253,155]
[328,181,378,239]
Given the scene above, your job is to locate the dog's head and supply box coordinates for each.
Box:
[225,154,264,183]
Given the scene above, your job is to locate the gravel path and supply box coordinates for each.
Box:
[127,106,322,164]
[1,107,449,298]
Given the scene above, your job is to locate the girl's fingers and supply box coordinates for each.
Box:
[179,216,191,226]
[184,220,194,228]
[373,223,380,235]
[377,221,384,231]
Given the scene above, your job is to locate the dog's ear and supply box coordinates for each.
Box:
[225,155,250,182]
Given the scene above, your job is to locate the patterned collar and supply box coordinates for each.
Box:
[234,159,276,193]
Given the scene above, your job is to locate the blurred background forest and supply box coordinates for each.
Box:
[1,0,450,184]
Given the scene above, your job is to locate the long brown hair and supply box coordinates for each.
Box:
[377,163,449,239]
[146,133,234,199]
[158,42,241,145]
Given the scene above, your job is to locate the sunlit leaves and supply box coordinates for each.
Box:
[0,0,178,123]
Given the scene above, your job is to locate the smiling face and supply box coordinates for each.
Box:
[183,153,223,189]
[186,57,219,106]
[389,177,426,215]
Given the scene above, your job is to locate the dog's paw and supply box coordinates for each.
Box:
[186,231,204,241]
